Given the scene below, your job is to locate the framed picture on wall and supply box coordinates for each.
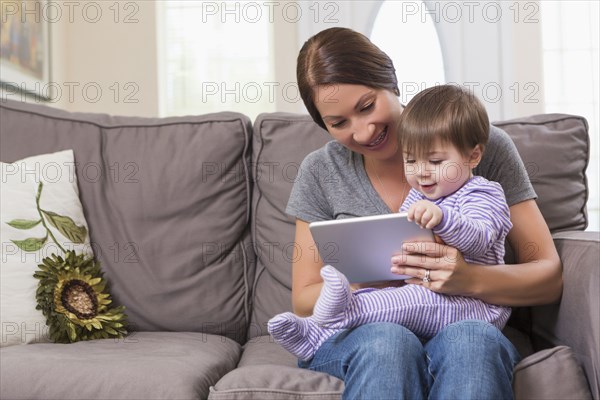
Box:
[0,0,52,100]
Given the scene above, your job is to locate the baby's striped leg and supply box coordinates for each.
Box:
[267,312,339,361]
[311,265,354,326]
[314,282,512,339]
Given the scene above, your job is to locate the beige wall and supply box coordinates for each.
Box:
[59,1,158,116]
[2,0,544,120]
[2,1,158,117]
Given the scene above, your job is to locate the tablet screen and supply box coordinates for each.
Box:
[309,213,434,283]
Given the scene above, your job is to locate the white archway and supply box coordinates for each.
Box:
[370,0,446,104]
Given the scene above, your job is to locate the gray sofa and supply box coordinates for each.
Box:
[0,98,598,400]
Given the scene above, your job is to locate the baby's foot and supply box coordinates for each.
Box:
[267,312,337,361]
[312,265,353,326]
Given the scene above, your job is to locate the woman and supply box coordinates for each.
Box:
[287,27,561,399]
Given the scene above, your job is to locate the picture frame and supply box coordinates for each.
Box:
[0,0,52,100]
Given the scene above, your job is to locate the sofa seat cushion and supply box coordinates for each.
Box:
[513,346,592,399]
[209,336,343,399]
[236,335,297,368]
[0,332,241,400]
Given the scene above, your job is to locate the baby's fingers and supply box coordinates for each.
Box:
[425,218,436,229]
[420,211,433,228]
[407,204,418,222]
[412,207,426,224]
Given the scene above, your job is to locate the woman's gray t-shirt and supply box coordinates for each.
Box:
[286,125,536,222]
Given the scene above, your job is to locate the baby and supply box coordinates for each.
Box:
[268,84,512,361]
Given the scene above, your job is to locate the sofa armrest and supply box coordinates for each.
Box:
[530,231,599,398]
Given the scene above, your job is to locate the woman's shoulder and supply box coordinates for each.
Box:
[487,124,515,151]
[478,125,523,173]
[477,125,537,207]
[300,140,351,168]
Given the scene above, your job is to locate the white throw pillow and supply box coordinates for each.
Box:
[1,150,93,347]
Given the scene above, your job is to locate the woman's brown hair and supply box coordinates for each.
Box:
[297,27,400,130]
[400,84,490,159]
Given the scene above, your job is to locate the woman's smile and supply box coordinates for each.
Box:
[363,126,389,149]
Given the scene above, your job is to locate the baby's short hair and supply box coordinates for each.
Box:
[399,84,489,158]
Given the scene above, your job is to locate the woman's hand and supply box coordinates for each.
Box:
[390,241,474,295]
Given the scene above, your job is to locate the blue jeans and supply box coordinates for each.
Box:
[298,320,521,400]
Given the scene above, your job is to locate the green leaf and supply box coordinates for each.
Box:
[104,326,118,335]
[88,277,102,286]
[11,237,47,252]
[91,321,103,330]
[6,219,42,230]
[36,181,44,201]
[67,322,77,342]
[41,210,87,244]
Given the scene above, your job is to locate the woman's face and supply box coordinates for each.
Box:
[313,84,403,161]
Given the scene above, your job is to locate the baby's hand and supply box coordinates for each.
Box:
[407,200,442,229]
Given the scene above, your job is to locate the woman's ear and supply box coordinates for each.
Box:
[469,144,484,169]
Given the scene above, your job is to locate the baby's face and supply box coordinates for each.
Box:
[403,140,475,200]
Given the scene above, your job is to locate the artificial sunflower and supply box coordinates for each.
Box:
[34,251,128,343]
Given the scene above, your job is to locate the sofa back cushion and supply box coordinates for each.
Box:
[494,114,589,233]
[249,112,589,334]
[0,100,253,343]
[249,113,331,338]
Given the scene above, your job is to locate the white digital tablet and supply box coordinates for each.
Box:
[308,213,434,283]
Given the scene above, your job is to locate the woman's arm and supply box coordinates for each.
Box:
[474,199,562,305]
[392,199,562,306]
[291,219,325,316]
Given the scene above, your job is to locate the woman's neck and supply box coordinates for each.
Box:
[363,153,410,211]
[363,153,405,180]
